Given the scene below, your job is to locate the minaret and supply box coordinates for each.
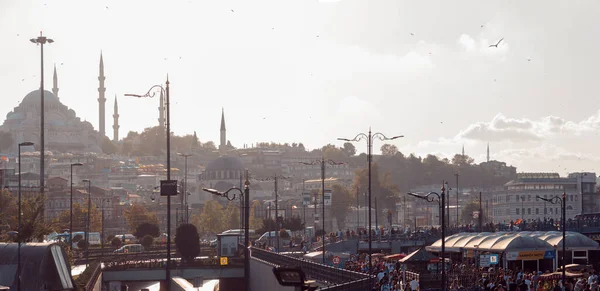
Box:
[462,144,465,157]
[113,95,119,142]
[220,108,226,153]
[158,90,165,129]
[98,52,106,137]
[52,64,59,98]
[486,143,490,162]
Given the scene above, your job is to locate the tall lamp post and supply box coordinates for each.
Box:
[454,173,460,227]
[82,179,92,267]
[96,198,109,260]
[338,129,403,272]
[408,182,447,291]
[177,153,192,223]
[203,170,250,291]
[300,157,344,264]
[260,175,290,253]
[537,192,566,287]
[17,141,34,291]
[30,32,53,219]
[126,78,173,289]
[70,163,83,243]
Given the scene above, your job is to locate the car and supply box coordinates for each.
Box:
[113,244,145,254]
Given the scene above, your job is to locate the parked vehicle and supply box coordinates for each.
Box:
[113,244,145,254]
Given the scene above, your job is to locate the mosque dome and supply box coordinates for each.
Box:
[206,156,244,172]
[22,90,60,105]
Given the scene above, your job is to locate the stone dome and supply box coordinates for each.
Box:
[22,90,59,105]
[206,156,244,172]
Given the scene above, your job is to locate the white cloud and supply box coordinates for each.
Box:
[459,34,476,51]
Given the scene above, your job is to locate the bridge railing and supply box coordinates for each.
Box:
[102,254,243,271]
[250,247,375,291]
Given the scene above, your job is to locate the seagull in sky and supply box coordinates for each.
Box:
[231,9,234,12]
[410,33,414,36]
[489,38,504,48]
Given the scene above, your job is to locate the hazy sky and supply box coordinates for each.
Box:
[1,0,599,175]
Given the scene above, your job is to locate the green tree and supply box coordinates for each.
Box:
[20,195,54,242]
[330,184,352,230]
[141,235,154,249]
[100,136,118,154]
[249,200,263,230]
[0,131,13,151]
[380,144,399,156]
[282,216,304,232]
[351,163,399,226]
[175,223,200,263]
[342,142,357,156]
[123,204,159,233]
[223,201,240,230]
[54,202,102,233]
[134,222,160,239]
[452,154,475,166]
[0,190,17,229]
[195,200,225,234]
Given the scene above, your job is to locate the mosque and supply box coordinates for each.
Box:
[0,53,122,154]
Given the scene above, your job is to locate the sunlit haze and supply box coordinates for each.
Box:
[1,0,599,174]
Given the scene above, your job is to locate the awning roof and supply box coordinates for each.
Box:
[426,231,599,253]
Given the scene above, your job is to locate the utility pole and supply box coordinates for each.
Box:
[356,186,360,232]
[455,173,460,227]
[479,192,483,232]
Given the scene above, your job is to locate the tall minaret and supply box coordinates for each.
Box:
[98,52,106,137]
[158,90,165,129]
[52,64,59,98]
[113,95,119,142]
[462,144,465,157]
[219,108,226,153]
[486,143,490,162]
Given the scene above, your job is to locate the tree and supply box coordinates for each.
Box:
[100,136,118,154]
[0,190,16,229]
[223,201,240,230]
[203,141,216,150]
[134,222,160,239]
[175,223,200,263]
[77,239,89,249]
[452,154,475,166]
[460,201,489,225]
[282,216,304,232]
[141,235,154,249]
[20,195,55,242]
[249,200,263,230]
[322,144,346,161]
[111,237,122,248]
[54,202,102,234]
[330,184,352,230]
[123,204,159,233]
[195,200,225,234]
[0,131,13,152]
[351,163,399,226]
[342,142,357,156]
[380,144,399,156]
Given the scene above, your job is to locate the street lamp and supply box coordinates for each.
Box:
[96,198,109,260]
[30,32,53,215]
[408,182,447,291]
[203,170,250,291]
[259,175,291,253]
[17,141,33,291]
[300,157,344,265]
[177,153,192,223]
[126,78,173,288]
[338,129,403,272]
[82,179,92,268]
[537,192,566,287]
[70,163,83,244]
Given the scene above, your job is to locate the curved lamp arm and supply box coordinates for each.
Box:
[203,187,244,201]
[372,133,404,141]
[337,133,369,143]
[407,192,441,205]
[125,84,165,98]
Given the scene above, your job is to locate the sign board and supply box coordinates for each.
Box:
[479,254,499,267]
[332,256,340,265]
[324,189,332,206]
[160,180,178,196]
[506,250,547,261]
[220,257,229,265]
[303,192,311,206]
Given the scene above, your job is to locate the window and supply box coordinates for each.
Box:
[536,208,539,215]
[516,208,520,215]
[528,195,532,201]
[528,208,531,215]
[550,208,553,214]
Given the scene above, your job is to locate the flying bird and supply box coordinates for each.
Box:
[489,38,504,48]
[527,58,531,62]
[105,6,109,9]
[231,9,234,12]
[410,33,414,36]
[481,24,484,28]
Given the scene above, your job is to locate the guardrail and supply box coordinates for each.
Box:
[250,247,375,291]
[84,262,102,291]
[102,255,244,271]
